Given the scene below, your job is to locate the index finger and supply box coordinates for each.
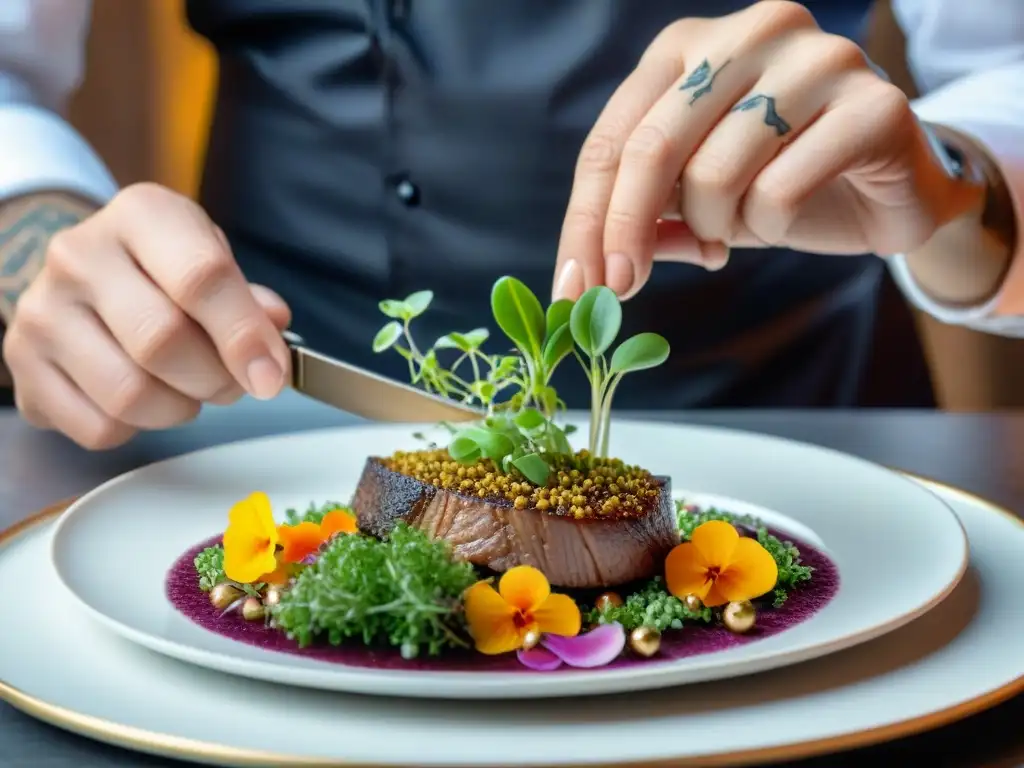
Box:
[109,187,290,400]
[553,39,687,301]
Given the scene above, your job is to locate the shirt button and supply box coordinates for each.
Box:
[395,177,421,207]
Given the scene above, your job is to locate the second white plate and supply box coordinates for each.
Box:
[49,420,967,699]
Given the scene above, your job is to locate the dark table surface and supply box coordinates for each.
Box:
[2,393,1024,767]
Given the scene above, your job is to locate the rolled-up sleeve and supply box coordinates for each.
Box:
[888,0,1024,336]
[0,1,117,206]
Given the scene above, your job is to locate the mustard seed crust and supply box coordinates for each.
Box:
[380,448,661,520]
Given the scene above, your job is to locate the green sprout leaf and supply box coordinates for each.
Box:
[541,323,575,372]
[461,328,489,347]
[491,276,546,360]
[514,408,546,431]
[373,321,404,353]
[470,380,497,403]
[570,285,621,357]
[379,299,411,319]
[448,435,481,463]
[512,452,551,485]
[453,426,515,462]
[404,290,433,318]
[488,355,520,383]
[609,332,671,375]
[436,327,490,352]
[545,299,574,337]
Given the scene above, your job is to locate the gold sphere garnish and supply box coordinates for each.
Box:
[209,583,243,611]
[262,585,285,607]
[629,625,661,657]
[241,597,265,622]
[722,600,756,634]
[522,629,542,651]
[683,594,703,613]
[595,592,623,612]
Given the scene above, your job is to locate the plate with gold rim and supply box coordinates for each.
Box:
[47,419,967,699]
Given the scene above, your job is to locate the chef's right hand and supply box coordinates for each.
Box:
[3,183,293,450]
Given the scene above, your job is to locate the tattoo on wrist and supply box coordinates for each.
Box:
[731,95,791,137]
[679,58,732,105]
[0,193,96,323]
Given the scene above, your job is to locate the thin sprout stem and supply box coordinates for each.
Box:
[449,352,469,377]
[394,344,417,382]
[403,321,423,360]
[588,356,601,453]
[573,350,591,380]
[598,373,623,457]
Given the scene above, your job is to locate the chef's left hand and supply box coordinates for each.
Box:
[552,0,980,301]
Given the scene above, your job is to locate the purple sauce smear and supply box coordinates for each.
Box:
[166,528,839,672]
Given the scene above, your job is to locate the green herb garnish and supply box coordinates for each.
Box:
[194,546,225,592]
[569,289,669,456]
[373,278,670,485]
[585,576,713,632]
[270,523,478,658]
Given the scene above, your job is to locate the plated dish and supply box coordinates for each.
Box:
[171,494,836,672]
[175,279,829,671]
[11,477,1013,765]
[50,278,969,698]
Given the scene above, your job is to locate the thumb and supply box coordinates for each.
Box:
[248,283,292,330]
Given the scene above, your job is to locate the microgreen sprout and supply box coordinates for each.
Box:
[372,277,669,484]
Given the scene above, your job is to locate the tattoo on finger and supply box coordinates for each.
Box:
[679,58,732,105]
[731,95,791,137]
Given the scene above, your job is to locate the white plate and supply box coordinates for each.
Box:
[48,420,967,699]
[0,477,1018,766]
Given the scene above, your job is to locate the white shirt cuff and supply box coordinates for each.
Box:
[887,70,1024,337]
[887,253,1024,337]
[0,103,118,206]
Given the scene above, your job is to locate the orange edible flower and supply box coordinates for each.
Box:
[259,561,293,586]
[320,508,359,538]
[665,520,778,607]
[277,522,324,564]
[463,565,581,655]
[277,509,359,564]
[222,492,280,584]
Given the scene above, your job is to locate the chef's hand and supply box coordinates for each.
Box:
[3,183,293,450]
[553,0,980,301]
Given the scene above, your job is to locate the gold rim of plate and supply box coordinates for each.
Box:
[0,472,1020,768]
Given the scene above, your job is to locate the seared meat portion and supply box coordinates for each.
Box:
[352,458,679,589]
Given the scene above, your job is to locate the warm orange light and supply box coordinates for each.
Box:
[147,3,217,198]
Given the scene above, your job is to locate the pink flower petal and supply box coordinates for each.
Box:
[517,646,563,671]
[541,622,626,668]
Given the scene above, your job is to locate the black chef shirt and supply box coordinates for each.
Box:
[186,0,932,410]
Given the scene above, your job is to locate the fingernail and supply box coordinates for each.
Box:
[553,259,584,301]
[605,253,636,297]
[703,243,731,272]
[246,356,284,400]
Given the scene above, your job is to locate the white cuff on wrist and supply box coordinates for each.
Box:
[886,253,1024,337]
[0,103,118,207]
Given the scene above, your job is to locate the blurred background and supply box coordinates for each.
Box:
[66,1,1024,412]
